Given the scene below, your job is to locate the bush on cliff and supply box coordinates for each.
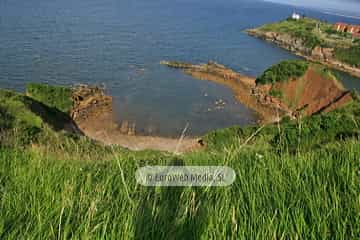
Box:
[334,46,360,68]
[256,60,309,85]
[26,83,73,113]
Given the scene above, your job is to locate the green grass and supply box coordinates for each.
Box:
[1,85,360,239]
[256,60,309,85]
[1,134,360,239]
[258,18,325,49]
[257,17,356,49]
[334,46,360,68]
[0,88,113,159]
[26,83,73,114]
[269,88,283,98]
[0,89,62,146]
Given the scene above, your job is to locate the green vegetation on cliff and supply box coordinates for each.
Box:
[334,46,360,68]
[258,18,326,49]
[0,86,110,158]
[256,60,309,85]
[0,83,360,239]
[256,17,356,49]
[26,83,73,113]
[250,17,360,71]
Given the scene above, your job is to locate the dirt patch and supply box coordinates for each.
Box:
[272,67,352,116]
[70,85,201,153]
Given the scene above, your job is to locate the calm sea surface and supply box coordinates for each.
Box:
[0,0,359,136]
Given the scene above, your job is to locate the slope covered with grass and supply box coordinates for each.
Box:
[0,84,360,239]
[26,83,73,114]
[334,46,360,68]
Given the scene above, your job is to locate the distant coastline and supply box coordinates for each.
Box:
[262,0,360,20]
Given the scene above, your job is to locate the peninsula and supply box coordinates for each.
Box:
[246,17,360,77]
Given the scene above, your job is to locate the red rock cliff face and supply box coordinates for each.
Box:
[270,67,351,116]
[334,22,360,37]
[311,47,333,61]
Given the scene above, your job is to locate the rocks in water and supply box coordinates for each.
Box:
[128,123,136,136]
[120,120,129,134]
[214,99,226,110]
[71,84,112,122]
[160,61,196,69]
[119,120,136,135]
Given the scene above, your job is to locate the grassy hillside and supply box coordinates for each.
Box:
[0,84,360,239]
[26,83,73,114]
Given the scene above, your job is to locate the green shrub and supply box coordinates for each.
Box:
[269,88,283,98]
[26,83,73,113]
[256,60,309,85]
[334,46,360,68]
[303,34,322,49]
[325,28,337,35]
[0,107,14,131]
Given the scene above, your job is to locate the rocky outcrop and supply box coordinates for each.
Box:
[311,46,334,61]
[161,60,256,86]
[71,84,112,123]
[247,30,311,55]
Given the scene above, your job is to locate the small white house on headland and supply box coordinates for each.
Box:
[291,12,301,20]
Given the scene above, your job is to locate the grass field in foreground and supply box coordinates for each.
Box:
[1,137,360,239]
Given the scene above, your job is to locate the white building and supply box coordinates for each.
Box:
[291,12,301,20]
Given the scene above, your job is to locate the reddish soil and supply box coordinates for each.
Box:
[272,67,352,116]
[319,91,353,114]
